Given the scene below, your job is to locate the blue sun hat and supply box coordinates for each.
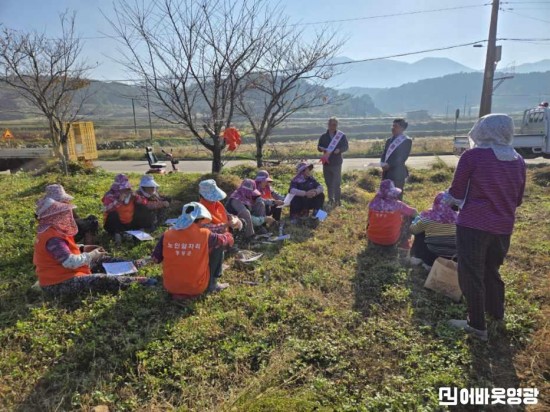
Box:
[173,202,212,230]
[199,179,227,202]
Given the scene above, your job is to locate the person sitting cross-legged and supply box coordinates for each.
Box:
[289,161,325,224]
[255,170,285,221]
[33,198,154,297]
[409,192,457,270]
[151,202,234,299]
[367,179,418,247]
[198,179,243,291]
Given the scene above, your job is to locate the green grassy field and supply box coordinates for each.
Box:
[0,163,548,411]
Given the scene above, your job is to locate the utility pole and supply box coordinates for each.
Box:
[131,98,138,137]
[479,0,499,117]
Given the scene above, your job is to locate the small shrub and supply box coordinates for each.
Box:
[357,173,378,192]
[407,172,425,184]
[533,166,550,187]
[367,168,381,178]
[430,156,452,171]
[430,171,452,183]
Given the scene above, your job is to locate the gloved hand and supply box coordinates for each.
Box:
[88,248,107,261]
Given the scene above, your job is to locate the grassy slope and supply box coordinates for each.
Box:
[0,164,548,411]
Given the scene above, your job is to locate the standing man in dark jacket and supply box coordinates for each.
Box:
[317,117,349,206]
[381,118,412,198]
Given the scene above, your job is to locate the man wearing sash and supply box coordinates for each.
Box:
[380,119,412,199]
[317,117,349,206]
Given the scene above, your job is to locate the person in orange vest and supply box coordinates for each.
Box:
[198,179,243,291]
[102,174,156,244]
[367,179,418,247]
[254,170,285,221]
[151,202,235,299]
[33,198,154,296]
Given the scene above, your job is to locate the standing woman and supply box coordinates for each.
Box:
[446,114,526,342]
[380,119,412,198]
[318,117,348,206]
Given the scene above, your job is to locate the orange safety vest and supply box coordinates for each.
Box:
[260,185,273,200]
[162,223,211,296]
[103,198,135,225]
[199,198,229,226]
[367,209,403,246]
[33,227,92,286]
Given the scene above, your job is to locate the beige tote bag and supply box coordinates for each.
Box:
[424,257,462,302]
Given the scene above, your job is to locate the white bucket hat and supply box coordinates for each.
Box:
[199,179,227,202]
[140,175,160,188]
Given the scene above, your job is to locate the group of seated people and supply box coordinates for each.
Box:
[367,179,457,269]
[32,161,328,300]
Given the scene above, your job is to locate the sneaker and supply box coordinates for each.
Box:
[448,319,488,342]
[114,233,122,246]
[409,257,423,266]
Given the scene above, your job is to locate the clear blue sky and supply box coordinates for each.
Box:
[1,0,549,81]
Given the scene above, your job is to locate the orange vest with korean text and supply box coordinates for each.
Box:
[162,223,211,296]
[33,227,92,286]
[367,209,403,246]
[199,198,228,226]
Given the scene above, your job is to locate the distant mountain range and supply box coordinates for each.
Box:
[329,56,550,89]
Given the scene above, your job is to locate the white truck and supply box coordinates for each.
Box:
[454,106,550,159]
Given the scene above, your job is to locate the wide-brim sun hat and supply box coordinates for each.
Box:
[140,175,160,188]
[241,178,262,197]
[296,161,314,174]
[173,201,212,230]
[255,170,273,183]
[44,184,74,203]
[199,179,227,202]
[36,197,76,219]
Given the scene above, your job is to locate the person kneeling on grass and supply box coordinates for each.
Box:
[37,184,99,245]
[33,198,154,297]
[289,161,325,224]
[409,192,457,270]
[198,179,243,291]
[367,179,417,247]
[151,202,235,299]
[255,170,285,221]
[226,179,276,239]
[134,175,171,230]
[102,174,155,244]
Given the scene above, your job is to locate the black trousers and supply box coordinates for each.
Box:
[104,203,154,235]
[266,204,282,221]
[456,225,511,331]
[411,232,438,266]
[290,193,325,217]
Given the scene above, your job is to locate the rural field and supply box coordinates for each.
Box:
[0,161,548,411]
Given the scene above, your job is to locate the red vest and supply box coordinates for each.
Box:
[33,227,92,286]
[367,209,403,246]
[162,223,211,296]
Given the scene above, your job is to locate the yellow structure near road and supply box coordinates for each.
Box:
[66,121,98,162]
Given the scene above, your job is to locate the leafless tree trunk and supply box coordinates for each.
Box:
[108,0,279,173]
[0,12,92,175]
[236,25,344,167]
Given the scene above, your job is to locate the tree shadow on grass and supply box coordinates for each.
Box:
[14,286,194,411]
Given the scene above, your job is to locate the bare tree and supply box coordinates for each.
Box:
[0,12,91,174]
[108,0,279,173]
[236,26,343,167]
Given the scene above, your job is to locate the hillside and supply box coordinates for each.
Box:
[328,56,476,88]
[370,71,550,115]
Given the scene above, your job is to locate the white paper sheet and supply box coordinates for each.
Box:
[277,193,295,208]
[125,230,154,241]
[102,261,138,276]
[315,209,328,221]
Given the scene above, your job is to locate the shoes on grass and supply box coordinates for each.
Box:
[448,319,488,342]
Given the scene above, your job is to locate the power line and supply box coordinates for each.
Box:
[501,9,550,23]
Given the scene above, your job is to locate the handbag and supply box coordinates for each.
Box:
[424,257,462,302]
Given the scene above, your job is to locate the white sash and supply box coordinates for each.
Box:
[326,130,344,153]
[384,134,408,162]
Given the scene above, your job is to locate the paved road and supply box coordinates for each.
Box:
[95,155,550,174]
